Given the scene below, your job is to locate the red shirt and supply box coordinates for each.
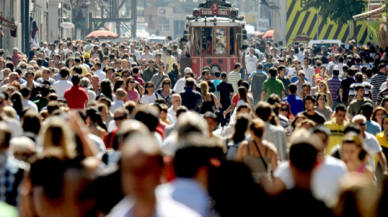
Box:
[64,86,89,109]
[132,75,145,86]
[232,94,239,105]
[12,53,23,66]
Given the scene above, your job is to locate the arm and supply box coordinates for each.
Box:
[328,92,333,108]
[339,88,343,102]
[211,93,219,109]
[348,95,354,105]
[282,91,286,99]
[223,104,235,117]
[260,91,266,102]
[377,151,388,174]
[260,177,286,196]
[136,82,145,95]
[235,141,248,162]
[217,91,222,108]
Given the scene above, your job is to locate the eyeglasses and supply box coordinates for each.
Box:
[123,75,130,77]
[148,61,154,63]
[114,116,127,121]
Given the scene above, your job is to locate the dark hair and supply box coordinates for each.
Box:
[333,69,340,76]
[354,84,365,91]
[73,66,83,75]
[59,68,70,78]
[289,143,317,171]
[11,92,23,117]
[268,67,277,77]
[365,68,373,78]
[71,74,81,86]
[360,103,374,119]
[20,87,31,98]
[234,63,241,69]
[344,124,361,134]
[288,83,297,94]
[47,101,60,115]
[22,111,41,135]
[100,80,113,101]
[40,85,50,97]
[304,94,316,104]
[114,79,124,93]
[335,104,347,113]
[254,102,272,122]
[176,106,188,117]
[231,114,249,144]
[134,105,160,132]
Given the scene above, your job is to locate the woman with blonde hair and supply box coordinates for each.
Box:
[200,81,219,114]
[315,80,333,108]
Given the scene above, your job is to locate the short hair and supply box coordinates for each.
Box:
[20,87,31,98]
[71,74,81,86]
[185,78,195,88]
[335,104,347,113]
[40,85,50,97]
[333,69,340,76]
[59,68,70,78]
[268,67,277,77]
[254,102,272,122]
[73,66,83,75]
[47,101,60,115]
[347,68,356,76]
[304,94,316,104]
[176,106,188,117]
[80,77,90,88]
[355,84,365,91]
[134,105,160,132]
[234,63,241,69]
[288,83,297,94]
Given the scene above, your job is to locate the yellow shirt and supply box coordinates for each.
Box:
[166,55,176,73]
[70,65,88,76]
[324,119,348,154]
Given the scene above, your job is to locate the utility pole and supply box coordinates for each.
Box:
[131,0,136,38]
[22,0,30,53]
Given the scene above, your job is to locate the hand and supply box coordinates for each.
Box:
[219,104,223,109]
[223,111,227,117]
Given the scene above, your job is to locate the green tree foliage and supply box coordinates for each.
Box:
[302,0,368,25]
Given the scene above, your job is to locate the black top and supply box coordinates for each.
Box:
[207,80,215,93]
[300,111,326,125]
[339,77,355,102]
[180,87,203,113]
[217,81,234,107]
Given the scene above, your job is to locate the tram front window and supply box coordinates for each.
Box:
[215,28,226,55]
[202,28,213,54]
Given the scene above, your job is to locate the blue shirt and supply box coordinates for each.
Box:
[283,94,304,116]
[290,76,308,83]
[212,79,222,99]
[366,120,381,136]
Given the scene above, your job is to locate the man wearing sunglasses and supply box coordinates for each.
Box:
[143,58,158,82]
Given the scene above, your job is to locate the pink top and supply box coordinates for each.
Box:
[126,90,139,102]
[357,163,367,173]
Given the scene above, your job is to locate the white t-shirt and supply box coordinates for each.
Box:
[245,55,258,75]
[95,70,106,83]
[363,132,383,171]
[140,94,157,104]
[52,80,73,98]
[23,99,38,113]
[303,65,315,85]
[274,156,348,206]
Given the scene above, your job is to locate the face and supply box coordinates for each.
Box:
[114,112,127,128]
[146,84,154,94]
[163,81,171,89]
[318,83,325,90]
[203,72,210,80]
[302,86,310,96]
[91,77,99,85]
[158,66,164,73]
[280,106,289,117]
[9,74,18,82]
[298,73,305,81]
[342,143,362,163]
[304,100,314,111]
[25,73,34,82]
[377,110,386,122]
[205,117,217,131]
[171,95,181,107]
[303,59,308,65]
[43,70,49,78]
[336,110,346,124]
[318,95,326,105]
[356,88,365,98]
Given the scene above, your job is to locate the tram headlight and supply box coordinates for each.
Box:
[193,9,200,18]
[231,10,238,18]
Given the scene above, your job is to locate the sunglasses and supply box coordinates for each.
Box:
[129,81,135,83]
[148,62,154,63]
[164,83,170,85]
[146,86,154,88]
[281,108,288,111]
[0,101,3,105]
[299,74,305,77]
[359,123,366,126]
[114,116,127,121]
[123,75,130,77]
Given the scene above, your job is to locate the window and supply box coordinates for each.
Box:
[215,28,227,55]
[159,17,169,31]
[201,27,213,54]
[149,16,155,29]
[194,27,202,55]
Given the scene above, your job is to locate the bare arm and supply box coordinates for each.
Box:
[339,88,343,102]
[328,92,333,108]
[217,91,222,108]
[260,91,266,101]
[260,177,286,196]
[377,151,388,173]
[211,93,219,109]
[282,91,286,99]
[223,104,235,116]
[348,95,354,105]
[235,141,248,162]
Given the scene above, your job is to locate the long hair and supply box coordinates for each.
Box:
[231,114,250,144]
[100,80,113,101]
[371,106,388,127]
[114,78,125,93]
[125,77,135,91]
[39,116,76,159]
[200,81,209,96]
[280,101,294,120]
[11,92,23,117]
[317,80,330,94]
[172,63,180,76]
[238,87,249,105]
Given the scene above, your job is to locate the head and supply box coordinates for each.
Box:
[355,84,365,98]
[342,132,367,164]
[113,107,130,129]
[303,94,316,111]
[372,107,388,126]
[171,94,181,108]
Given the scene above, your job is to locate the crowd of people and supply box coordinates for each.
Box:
[1,36,388,216]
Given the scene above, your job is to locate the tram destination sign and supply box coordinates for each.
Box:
[200,3,230,16]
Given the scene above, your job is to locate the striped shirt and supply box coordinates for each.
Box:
[349,81,373,98]
[371,73,387,102]
[327,76,341,101]
[377,88,388,104]
[228,70,241,93]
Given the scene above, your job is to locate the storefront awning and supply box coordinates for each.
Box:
[353,7,385,21]
[0,15,16,30]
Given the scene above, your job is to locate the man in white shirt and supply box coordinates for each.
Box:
[110,88,126,113]
[168,94,181,124]
[94,63,106,83]
[130,43,141,61]
[52,68,73,98]
[302,57,315,86]
[20,86,38,113]
[352,115,387,172]
[108,134,200,217]
[245,49,258,76]
[174,68,196,93]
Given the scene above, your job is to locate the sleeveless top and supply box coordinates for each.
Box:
[200,94,215,114]
[358,163,367,173]
[243,141,271,182]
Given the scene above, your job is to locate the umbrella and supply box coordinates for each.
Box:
[260,30,274,40]
[86,30,119,39]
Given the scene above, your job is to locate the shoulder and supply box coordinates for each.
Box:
[263,140,278,154]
